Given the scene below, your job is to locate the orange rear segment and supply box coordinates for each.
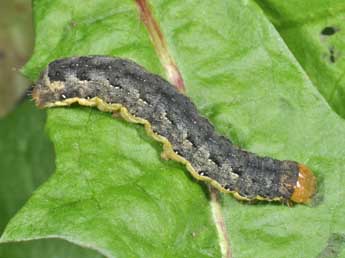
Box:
[290,164,317,203]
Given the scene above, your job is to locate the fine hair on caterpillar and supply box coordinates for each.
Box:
[32,55,317,204]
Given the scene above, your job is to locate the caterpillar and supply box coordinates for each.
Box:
[32,56,316,204]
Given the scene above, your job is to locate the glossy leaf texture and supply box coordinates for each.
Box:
[1,0,345,258]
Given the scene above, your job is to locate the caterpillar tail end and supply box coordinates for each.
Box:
[290,164,317,204]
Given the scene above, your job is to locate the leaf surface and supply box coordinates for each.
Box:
[0,101,54,232]
[256,0,345,118]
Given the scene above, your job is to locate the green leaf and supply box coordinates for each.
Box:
[2,1,220,257]
[0,238,104,258]
[0,102,79,257]
[148,1,345,257]
[2,0,345,257]
[0,101,54,232]
[1,106,220,258]
[256,0,345,118]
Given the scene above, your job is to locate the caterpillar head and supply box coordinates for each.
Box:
[290,164,317,204]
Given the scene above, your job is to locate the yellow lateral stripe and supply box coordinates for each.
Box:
[48,97,283,202]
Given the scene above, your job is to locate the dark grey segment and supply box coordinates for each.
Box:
[37,56,299,200]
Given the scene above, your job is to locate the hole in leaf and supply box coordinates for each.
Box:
[321,26,337,36]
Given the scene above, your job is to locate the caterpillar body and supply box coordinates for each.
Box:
[32,56,316,204]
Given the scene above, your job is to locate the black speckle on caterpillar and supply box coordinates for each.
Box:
[32,56,316,204]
